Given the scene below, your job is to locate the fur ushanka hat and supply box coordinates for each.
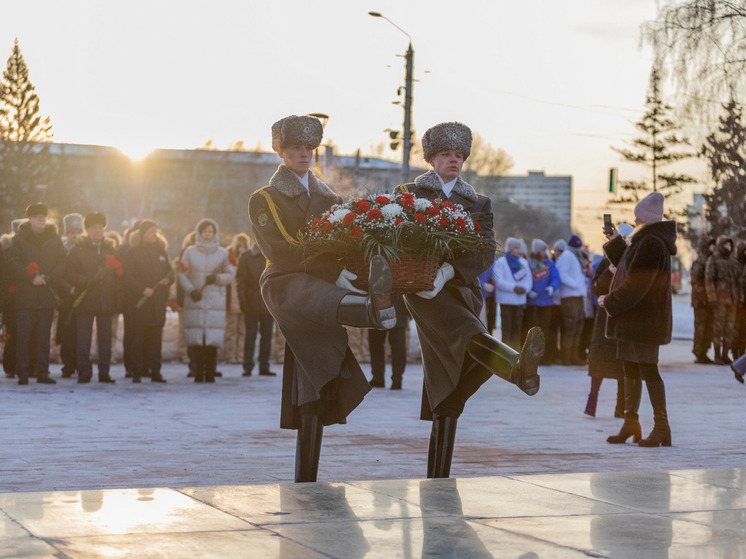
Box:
[271,115,323,153]
[422,121,472,162]
[63,213,84,234]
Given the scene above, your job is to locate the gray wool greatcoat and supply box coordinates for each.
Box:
[178,218,235,348]
[248,165,371,430]
[394,171,497,420]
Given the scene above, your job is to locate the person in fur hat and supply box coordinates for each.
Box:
[599,191,677,447]
[7,203,66,384]
[248,114,397,482]
[690,235,716,363]
[393,121,544,478]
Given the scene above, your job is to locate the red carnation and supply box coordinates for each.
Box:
[414,213,426,223]
[228,253,238,267]
[439,217,449,228]
[311,217,321,231]
[26,262,40,276]
[105,254,124,276]
[474,222,482,232]
[394,217,405,226]
[342,212,357,226]
[456,217,467,231]
[400,195,415,210]
[322,222,333,235]
[366,208,383,221]
[349,226,363,241]
[356,200,370,214]
[426,207,440,217]
[441,201,455,210]
[374,195,390,205]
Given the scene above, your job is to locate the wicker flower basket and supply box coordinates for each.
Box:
[345,253,441,293]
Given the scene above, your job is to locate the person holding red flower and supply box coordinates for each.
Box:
[393,122,545,478]
[248,114,397,482]
[7,202,66,384]
[65,212,122,383]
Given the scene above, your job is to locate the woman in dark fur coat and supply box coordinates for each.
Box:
[599,192,676,447]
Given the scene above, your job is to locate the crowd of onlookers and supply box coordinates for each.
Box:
[0,203,275,385]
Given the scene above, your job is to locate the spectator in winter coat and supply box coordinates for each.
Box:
[178,218,235,383]
[735,239,746,360]
[523,238,560,350]
[478,257,497,335]
[65,212,122,383]
[705,235,742,364]
[600,191,677,448]
[224,233,250,365]
[123,219,172,383]
[690,235,716,363]
[7,203,66,384]
[493,237,533,350]
[555,234,589,365]
[544,239,566,364]
[236,237,275,377]
[57,213,83,379]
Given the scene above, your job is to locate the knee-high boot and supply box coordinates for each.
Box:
[336,255,396,330]
[295,415,324,483]
[466,327,543,396]
[427,415,458,479]
[638,380,672,447]
[607,375,642,443]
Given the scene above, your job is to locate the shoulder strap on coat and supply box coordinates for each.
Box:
[258,186,299,247]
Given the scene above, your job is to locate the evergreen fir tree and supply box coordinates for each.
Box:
[0,38,54,229]
[700,101,746,240]
[610,66,695,218]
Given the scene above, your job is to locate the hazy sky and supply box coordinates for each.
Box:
[2,0,688,242]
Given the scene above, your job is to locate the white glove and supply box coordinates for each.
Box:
[336,269,367,294]
[416,262,455,299]
[528,290,537,299]
[483,283,495,293]
[545,286,554,297]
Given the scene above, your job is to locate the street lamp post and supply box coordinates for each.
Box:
[369,11,414,185]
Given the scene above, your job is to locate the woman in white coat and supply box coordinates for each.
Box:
[179,218,235,382]
[493,237,533,351]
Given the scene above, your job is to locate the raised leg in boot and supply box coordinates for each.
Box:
[607,362,642,444]
[584,377,601,417]
[638,367,671,447]
[427,414,458,478]
[295,414,324,483]
[466,327,544,396]
[337,255,396,330]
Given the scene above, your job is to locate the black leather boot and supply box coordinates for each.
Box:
[714,343,724,365]
[639,379,671,447]
[427,415,458,478]
[584,390,598,417]
[295,415,324,483]
[466,327,543,396]
[337,255,396,330]
[607,375,642,444]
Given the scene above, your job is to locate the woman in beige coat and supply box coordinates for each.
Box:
[178,218,234,382]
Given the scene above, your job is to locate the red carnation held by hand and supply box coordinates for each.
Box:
[105,254,124,276]
[228,253,238,267]
[26,262,40,276]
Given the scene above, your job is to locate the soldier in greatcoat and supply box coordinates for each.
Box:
[248,115,397,482]
[393,122,544,478]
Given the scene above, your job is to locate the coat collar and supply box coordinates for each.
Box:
[413,170,478,202]
[269,164,338,204]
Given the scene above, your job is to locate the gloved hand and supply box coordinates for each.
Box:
[513,286,526,295]
[336,269,367,294]
[416,262,455,299]
[528,290,537,299]
[482,283,495,293]
[190,289,202,302]
[205,274,217,285]
[545,286,554,297]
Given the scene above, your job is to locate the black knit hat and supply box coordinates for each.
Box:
[26,202,48,217]
[84,212,107,229]
[138,219,158,235]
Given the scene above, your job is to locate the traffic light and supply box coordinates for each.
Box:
[389,130,399,151]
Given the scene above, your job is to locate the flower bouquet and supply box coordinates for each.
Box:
[299,192,489,292]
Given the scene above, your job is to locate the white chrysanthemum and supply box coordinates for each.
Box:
[414,198,432,211]
[328,209,350,223]
[381,203,403,218]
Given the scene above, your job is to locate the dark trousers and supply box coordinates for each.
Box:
[76,312,113,381]
[192,345,218,380]
[485,296,497,334]
[368,327,407,383]
[560,296,585,349]
[523,305,552,346]
[130,323,163,380]
[122,311,135,374]
[545,304,562,362]
[243,314,274,373]
[57,305,77,375]
[15,308,54,382]
[499,304,524,351]
[3,307,17,376]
